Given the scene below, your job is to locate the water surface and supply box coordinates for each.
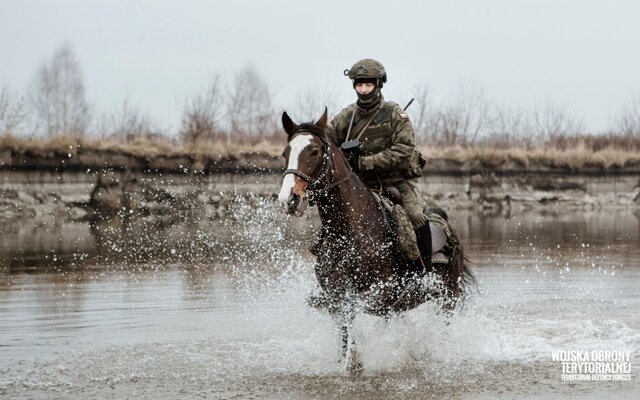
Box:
[1,202,639,399]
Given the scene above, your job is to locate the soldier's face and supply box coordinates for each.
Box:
[355,82,375,95]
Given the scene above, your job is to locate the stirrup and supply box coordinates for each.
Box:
[431,251,449,265]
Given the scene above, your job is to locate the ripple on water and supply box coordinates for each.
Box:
[2,268,639,399]
[1,207,639,399]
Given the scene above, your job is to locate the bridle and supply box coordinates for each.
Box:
[282,127,352,196]
[283,149,330,190]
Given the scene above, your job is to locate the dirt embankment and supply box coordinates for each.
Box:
[1,169,639,223]
[3,144,640,175]
[0,146,283,174]
[1,147,640,221]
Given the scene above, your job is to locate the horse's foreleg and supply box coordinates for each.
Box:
[339,323,349,361]
[333,305,362,376]
[345,334,362,376]
[333,311,351,362]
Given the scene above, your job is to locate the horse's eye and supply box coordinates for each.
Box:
[310,149,320,157]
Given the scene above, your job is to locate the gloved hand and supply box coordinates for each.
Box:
[341,139,364,173]
[344,151,360,172]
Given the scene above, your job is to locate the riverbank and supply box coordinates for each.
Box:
[1,168,639,222]
[3,134,640,174]
[1,135,640,221]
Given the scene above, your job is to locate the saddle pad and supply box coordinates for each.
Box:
[430,224,447,255]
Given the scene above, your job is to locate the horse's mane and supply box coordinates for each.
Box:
[292,122,326,139]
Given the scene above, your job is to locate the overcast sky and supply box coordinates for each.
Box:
[2,0,640,133]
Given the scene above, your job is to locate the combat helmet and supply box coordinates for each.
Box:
[344,58,387,88]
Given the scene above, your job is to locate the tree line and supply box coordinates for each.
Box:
[1,43,640,151]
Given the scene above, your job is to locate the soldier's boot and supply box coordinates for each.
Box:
[415,221,433,273]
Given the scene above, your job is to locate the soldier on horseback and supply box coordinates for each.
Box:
[322,58,433,270]
[279,94,474,371]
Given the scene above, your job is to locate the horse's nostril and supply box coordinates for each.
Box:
[287,193,300,213]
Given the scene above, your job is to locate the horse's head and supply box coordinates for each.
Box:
[278,109,329,216]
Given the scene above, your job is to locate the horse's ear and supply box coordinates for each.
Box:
[282,112,297,136]
[315,107,328,129]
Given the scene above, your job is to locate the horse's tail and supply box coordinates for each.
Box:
[443,243,477,310]
[455,245,477,296]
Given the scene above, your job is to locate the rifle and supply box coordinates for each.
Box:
[403,98,415,111]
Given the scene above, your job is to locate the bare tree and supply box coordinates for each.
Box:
[94,99,153,141]
[533,101,583,145]
[455,83,493,144]
[180,74,225,146]
[29,43,91,136]
[0,85,28,134]
[410,84,432,141]
[615,94,640,136]
[291,86,337,122]
[227,64,276,138]
[428,83,494,146]
[490,105,534,147]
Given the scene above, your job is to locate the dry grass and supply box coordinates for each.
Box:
[419,142,640,170]
[110,136,182,158]
[186,136,286,157]
[519,143,640,170]
[2,133,640,171]
[0,134,189,161]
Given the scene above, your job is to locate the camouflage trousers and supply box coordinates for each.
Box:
[395,180,427,229]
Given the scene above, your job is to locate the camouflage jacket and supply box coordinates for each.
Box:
[327,100,423,186]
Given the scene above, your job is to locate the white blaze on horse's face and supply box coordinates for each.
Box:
[278,134,313,215]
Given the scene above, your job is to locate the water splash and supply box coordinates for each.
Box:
[2,202,639,399]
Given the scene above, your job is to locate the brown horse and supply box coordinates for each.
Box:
[278,109,474,373]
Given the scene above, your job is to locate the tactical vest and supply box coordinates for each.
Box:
[330,101,424,186]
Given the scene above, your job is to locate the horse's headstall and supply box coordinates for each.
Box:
[283,125,351,194]
[282,149,330,188]
[282,168,315,184]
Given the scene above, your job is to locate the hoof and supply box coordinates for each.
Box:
[346,359,363,377]
[345,349,363,377]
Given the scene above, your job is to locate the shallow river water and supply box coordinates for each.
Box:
[1,197,639,399]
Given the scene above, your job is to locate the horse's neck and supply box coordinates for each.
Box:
[316,173,381,233]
